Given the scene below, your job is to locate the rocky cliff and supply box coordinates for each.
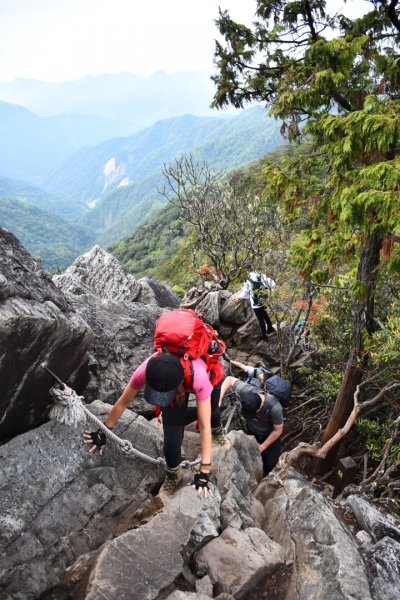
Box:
[1,234,399,600]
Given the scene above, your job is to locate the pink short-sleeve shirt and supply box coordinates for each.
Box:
[129,355,213,402]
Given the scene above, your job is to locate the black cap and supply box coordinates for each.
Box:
[144,354,184,406]
[240,391,262,416]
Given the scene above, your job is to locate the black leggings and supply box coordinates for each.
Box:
[253,305,273,336]
[260,438,281,475]
[161,384,221,469]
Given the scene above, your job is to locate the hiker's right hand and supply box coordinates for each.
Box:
[83,429,107,455]
[191,470,212,498]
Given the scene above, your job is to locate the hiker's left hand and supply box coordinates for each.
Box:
[83,429,107,455]
[191,471,213,498]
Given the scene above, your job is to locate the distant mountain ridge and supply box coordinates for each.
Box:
[42,107,283,246]
[0,104,284,269]
[0,71,235,127]
[0,101,137,183]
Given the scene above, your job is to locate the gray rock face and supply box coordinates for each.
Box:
[0,228,93,442]
[195,526,284,598]
[346,494,400,543]
[166,593,213,600]
[84,487,221,600]
[363,536,400,600]
[195,291,222,327]
[195,575,214,596]
[219,293,253,325]
[54,245,142,302]
[212,431,264,531]
[255,474,373,600]
[61,291,163,405]
[0,401,164,600]
[137,276,180,308]
[52,247,184,407]
[80,432,264,600]
[180,282,223,311]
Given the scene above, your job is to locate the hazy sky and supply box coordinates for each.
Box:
[0,0,370,83]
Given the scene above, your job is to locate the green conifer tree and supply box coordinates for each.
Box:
[212,0,400,467]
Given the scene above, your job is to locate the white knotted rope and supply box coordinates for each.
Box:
[49,385,165,466]
[49,385,203,469]
[224,405,237,433]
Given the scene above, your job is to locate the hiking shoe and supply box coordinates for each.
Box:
[212,425,231,449]
[159,466,183,497]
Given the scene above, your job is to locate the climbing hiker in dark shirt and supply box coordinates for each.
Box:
[220,372,291,475]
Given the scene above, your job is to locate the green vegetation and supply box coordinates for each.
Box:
[0,176,87,222]
[45,108,284,246]
[110,204,199,295]
[211,0,400,471]
[0,196,93,270]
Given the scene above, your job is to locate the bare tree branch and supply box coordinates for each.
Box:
[277,379,400,479]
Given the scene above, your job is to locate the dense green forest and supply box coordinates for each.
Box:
[110,203,197,295]
[0,197,93,270]
[45,107,283,247]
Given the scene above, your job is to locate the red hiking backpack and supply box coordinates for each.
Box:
[153,308,226,390]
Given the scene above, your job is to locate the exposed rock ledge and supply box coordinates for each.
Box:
[2,402,399,600]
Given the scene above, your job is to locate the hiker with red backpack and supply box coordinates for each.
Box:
[84,309,230,498]
[219,371,291,475]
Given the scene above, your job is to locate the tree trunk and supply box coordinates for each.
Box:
[315,231,383,473]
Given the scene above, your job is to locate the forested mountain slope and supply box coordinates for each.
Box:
[44,106,282,246]
[0,102,135,183]
[109,204,194,294]
[0,176,87,221]
[43,107,279,202]
[109,153,277,292]
[0,197,93,270]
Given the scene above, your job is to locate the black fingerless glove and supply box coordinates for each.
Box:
[90,429,107,449]
[192,470,210,491]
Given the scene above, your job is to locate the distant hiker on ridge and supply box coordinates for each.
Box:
[234,268,276,338]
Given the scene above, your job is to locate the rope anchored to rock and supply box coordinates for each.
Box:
[43,364,200,470]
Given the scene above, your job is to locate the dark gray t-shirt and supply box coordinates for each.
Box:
[246,393,283,440]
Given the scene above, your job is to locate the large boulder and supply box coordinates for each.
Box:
[53,247,165,407]
[0,228,93,442]
[0,400,164,600]
[346,493,400,543]
[219,293,253,325]
[54,245,180,309]
[54,245,142,303]
[137,276,180,308]
[83,487,221,600]
[57,290,163,406]
[255,473,373,599]
[195,291,221,327]
[363,536,400,600]
[195,526,284,598]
